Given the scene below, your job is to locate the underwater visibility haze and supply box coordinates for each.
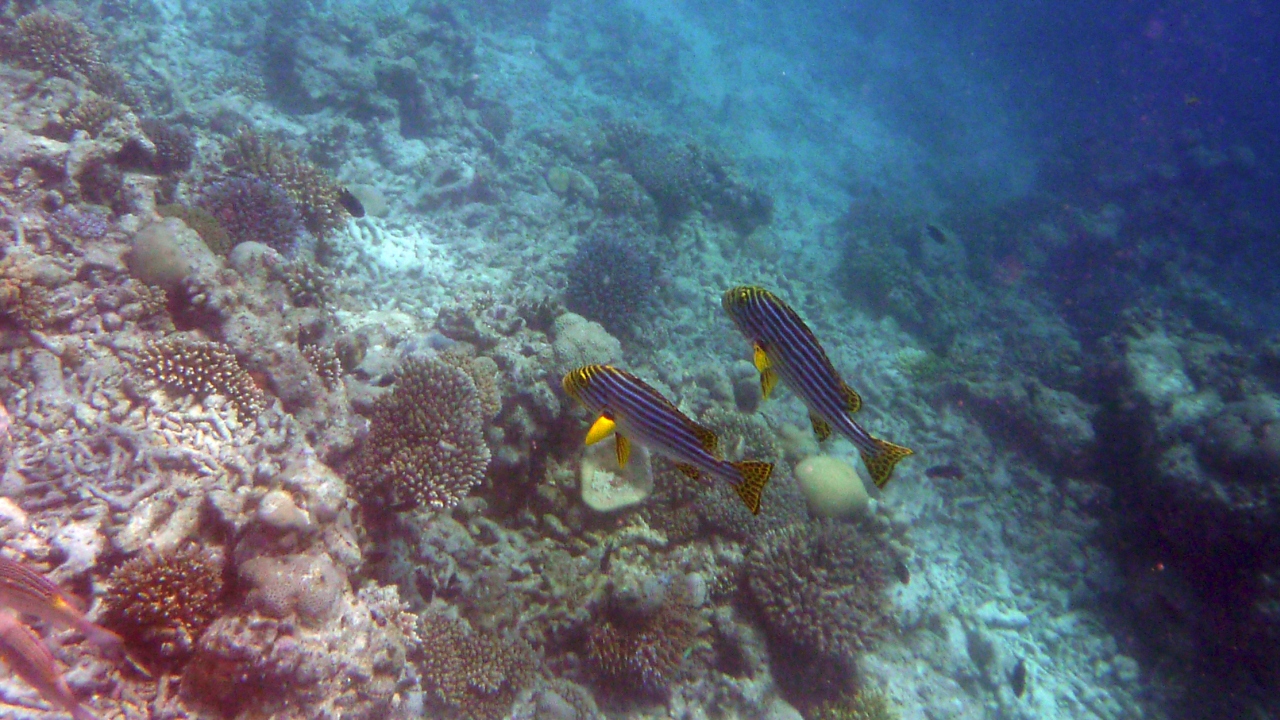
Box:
[0,0,1277,718]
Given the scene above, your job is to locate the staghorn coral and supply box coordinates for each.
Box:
[1,11,112,88]
[58,94,125,138]
[302,343,342,389]
[584,577,700,696]
[197,176,305,256]
[156,203,234,256]
[280,260,335,307]
[745,520,898,662]
[347,356,490,511]
[419,611,535,720]
[138,118,196,174]
[139,334,267,418]
[223,128,350,238]
[102,545,225,663]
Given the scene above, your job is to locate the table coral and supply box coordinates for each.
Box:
[347,356,491,511]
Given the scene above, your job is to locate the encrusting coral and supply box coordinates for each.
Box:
[223,128,351,238]
[102,545,225,663]
[419,611,535,720]
[138,334,267,418]
[347,355,491,511]
[745,520,899,662]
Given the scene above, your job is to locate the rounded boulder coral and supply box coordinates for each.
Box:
[348,355,491,511]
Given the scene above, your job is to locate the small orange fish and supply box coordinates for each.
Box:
[0,610,99,720]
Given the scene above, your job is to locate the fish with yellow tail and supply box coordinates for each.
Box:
[0,554,123,653]
[563,365,774,514]
[721,285,914,488]
[0,609,100,720]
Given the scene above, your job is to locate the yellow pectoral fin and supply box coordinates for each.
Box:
[760,367,779,401]
[585,415,616,445]
[615,434,631,467]
[753,345,771,373]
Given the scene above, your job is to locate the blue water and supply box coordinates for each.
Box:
[4,0,1280,718]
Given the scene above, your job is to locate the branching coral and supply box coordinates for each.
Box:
[563,232,658,337]
[302,343,342,389]
[584,578,701,696]
[197,177,305,256]
[745,520,898,661]
[280,260,334,307]
[439,349,502,420]
[810,688,900,720]
[419,612,535,720]
[347,356,491,511]
[2,11,105,83]
[59,94,125,138]
[138,118,197,174]
[139,334,267,418]
[223,128,350,238]
[102,545,225,663]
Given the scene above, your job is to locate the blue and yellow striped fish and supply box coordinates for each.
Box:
[722,285,914,488]
[563,365,773,514]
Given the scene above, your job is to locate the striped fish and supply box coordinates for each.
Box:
[563,365,773,514]
[722,285,914,488]
[0,610,100,720]
[0,554,122,652]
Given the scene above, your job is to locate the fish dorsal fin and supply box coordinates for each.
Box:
[809,412,832,442]
[615,434,631,467]
[585,414,616,445]
[729,461,773,515]
[860,437,915,488]
[675,463,701,480]
[691,424,720,456]
[840,381,862,413]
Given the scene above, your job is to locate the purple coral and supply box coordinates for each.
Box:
[197,177,305,257]
[47,204,111,243]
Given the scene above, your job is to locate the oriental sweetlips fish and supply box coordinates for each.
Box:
[722,285,914,488]
[0,610,99,720]
[0,554,122,652]
[563,365,773,514]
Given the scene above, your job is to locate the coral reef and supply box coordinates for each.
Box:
[137,117,196,174]
[347,356,491,511]
[57,94,125,139]
[0,10,124,95]
[197,176,306,257]
[584,574,701,696]
[745,520,899,662]
[811,688,900,720]
[156,203,234,256]
[419,610,536,720]
[138,334,268,419]
[102,545,225,663]
[563,233,659,338]
[222,128,350,238]
[280,260,336,308]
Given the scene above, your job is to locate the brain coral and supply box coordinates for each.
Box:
[745,520,898,661]
[563,233,658,338]
[102,545,225,663]
[139,334,267,418]
[197,177,305,256]
[347,356,491,511]
[419,612,535,720]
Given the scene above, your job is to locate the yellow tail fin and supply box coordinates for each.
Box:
[860,437,914,489]
[730,461,773,515]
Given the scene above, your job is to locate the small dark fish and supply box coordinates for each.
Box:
[599,541,615,574]
[925,223,948,243]
[1010,657,1027,698]
[925,464,964,480]
[893,559,910,584]
[338,187,365,218]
